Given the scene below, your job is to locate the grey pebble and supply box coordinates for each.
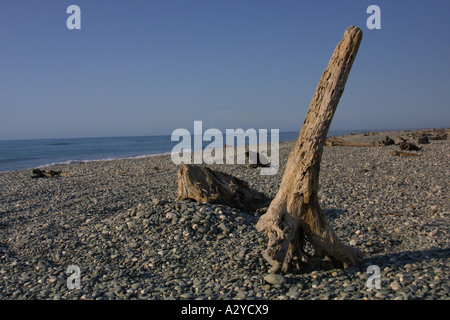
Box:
[264,274,284,285]
[218,222,231,233]
[180,293,194,299]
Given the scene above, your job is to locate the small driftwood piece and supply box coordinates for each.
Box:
[422,129,447,141]
[417,135,429,144]
[176,164,270,212]
[256,26,363,273]
[31,169,62,179]
[395,136,407,145]
[399,141,421,151]
[379,136,395,146]
[325,137,375,147]
[428,133,447,140]
[390,151,420,157]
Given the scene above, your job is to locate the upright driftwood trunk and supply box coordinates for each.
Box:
[256,26,364,273]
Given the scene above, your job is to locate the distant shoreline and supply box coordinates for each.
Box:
[0,128,447,173]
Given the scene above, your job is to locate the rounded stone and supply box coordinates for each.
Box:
[264,274,284,285]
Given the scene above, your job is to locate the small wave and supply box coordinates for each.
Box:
[37,159,85,168]
[36,152,176,168]
[47,142,73,146]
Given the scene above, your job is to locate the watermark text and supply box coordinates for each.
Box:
[171,121,279,175]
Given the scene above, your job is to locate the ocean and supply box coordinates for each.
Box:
[0,130,361,172]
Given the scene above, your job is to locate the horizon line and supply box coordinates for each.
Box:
[1,126,447,142]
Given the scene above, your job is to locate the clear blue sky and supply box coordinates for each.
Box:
[1,0,449,139]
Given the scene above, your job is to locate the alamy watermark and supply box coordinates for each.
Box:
[66,265,81,290]
[66,5,81,30]
[66,5,381,31]
[366,265,381,290]
[171,121,279,175]
[366,5,381,30]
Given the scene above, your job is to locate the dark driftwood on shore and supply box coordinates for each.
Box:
[255,26,363,273]
[176,164,270,212]
[31,169,61,179]
[417,135,429,144]
[427,133,447,140]
[245,151,269,168]
[413,129,447,141]
[399,141,421,151]
[379,136,395,146]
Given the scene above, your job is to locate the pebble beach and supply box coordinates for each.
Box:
[0,129,448,300]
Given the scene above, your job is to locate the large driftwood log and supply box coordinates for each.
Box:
[176,164,270,212]
[256,26,364,273]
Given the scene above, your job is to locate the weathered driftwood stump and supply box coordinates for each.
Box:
[256,26,364,273]
[176,164,270,212]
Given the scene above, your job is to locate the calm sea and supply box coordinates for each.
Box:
[0,130,360,172]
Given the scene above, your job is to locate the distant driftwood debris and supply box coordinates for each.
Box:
[326,128,449,157]
[31,169,62,179]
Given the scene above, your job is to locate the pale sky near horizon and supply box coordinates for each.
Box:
[0,0,449,140]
